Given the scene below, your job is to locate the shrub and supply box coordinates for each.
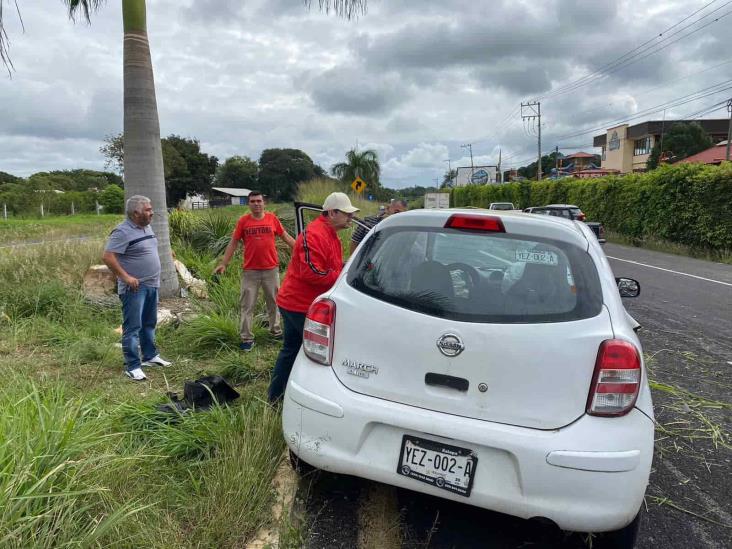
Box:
[98,184,125,214]
[452,163,732,252]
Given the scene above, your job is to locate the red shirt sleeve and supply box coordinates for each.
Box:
[232,216,246,241]
[297,230,340,289]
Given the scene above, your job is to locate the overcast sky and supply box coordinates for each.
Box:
[0,0,730,188]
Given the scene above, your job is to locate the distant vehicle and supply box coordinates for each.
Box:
[488,202,515,211]
[525,204,606,244]
[284,205,651,547]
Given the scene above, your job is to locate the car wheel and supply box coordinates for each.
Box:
[289,449,319,477]
[592,511,641,549]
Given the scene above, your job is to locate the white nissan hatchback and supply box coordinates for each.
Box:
[283,206,654,547]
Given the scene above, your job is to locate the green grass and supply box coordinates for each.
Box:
[606,230,732,265]
[0,213,121,245]
[0,233,290,547]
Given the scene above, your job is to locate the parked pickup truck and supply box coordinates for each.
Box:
[523,204,606,243]
[488,202,516,211]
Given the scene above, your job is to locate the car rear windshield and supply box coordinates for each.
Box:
[347,227,603,323]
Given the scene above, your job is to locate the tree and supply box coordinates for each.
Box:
[163,135,218,205]
[99,183,125,213]
[0,171,20,184]
[647,122,713,170]
[100,133,124,174]
[1,0,368,296]
[215,155,258,189]
[258,148,318,201]
[331,149,381,189]
[441,169,457,189]
[517,151,561,180]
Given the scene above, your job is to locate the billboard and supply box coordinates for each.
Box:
[454,165,498,186]
[424,192,450,209]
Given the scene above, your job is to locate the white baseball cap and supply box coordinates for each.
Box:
[322,192,360,214]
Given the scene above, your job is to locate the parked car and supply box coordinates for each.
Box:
[526,204,606,243]
[284,205,652,548]
[488,202,516,211]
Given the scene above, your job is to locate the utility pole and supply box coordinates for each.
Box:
[444,158,452,187]
[498,148,502,184]
[461,143,474,180]
[555,145,560,178]
[521,101,542,180]
[726,98,732,161]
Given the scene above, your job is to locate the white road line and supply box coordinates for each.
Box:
[607,256,732,287]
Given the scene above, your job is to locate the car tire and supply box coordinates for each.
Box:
[593,510,641,549]
[289,449,319,477]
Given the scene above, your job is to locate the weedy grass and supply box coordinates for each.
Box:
[296,178,379,215]
[0,377,145,548]
[606,230,732,265]
[0,213,121,245]
[0,235,289,547]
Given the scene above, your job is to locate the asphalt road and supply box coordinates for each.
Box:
[294,243,732,549]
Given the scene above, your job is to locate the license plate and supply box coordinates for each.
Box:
[397,435,478,497]
[515,249,558,266]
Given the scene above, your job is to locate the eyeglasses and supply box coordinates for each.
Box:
[335,210,355,218]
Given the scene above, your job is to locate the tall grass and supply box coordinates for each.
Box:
[297,178,380,216]
[0,379,143,548]
[0,223,290,548]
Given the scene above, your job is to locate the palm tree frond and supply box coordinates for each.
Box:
[64,0,105,23]
[304,0,367,20]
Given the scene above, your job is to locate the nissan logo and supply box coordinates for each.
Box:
[436,333,465,357]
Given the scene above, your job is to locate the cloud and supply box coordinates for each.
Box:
[1,0,726,188]
[302,65,413,115]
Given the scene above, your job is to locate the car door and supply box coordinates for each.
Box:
[294,201,372,235]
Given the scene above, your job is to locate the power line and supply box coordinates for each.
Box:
[536,0,731,101]
[553,80,732,142]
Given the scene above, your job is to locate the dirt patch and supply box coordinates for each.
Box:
[357,483,401,549]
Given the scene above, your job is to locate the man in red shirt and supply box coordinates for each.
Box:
[268,192,359,402]
[214,191,295,351]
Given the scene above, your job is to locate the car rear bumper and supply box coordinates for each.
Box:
[282,357,654,533]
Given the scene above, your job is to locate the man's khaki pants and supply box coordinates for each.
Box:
[240,268,281,343]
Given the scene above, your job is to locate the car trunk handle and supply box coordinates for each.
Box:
[425,373,469,392]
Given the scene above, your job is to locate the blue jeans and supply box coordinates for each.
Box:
[268,307,306,402]
[120,286,159,372]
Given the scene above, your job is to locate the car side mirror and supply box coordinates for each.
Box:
[616,277,640,298]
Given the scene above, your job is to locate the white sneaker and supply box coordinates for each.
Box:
[125,368,147,381]
[142,355,172,367]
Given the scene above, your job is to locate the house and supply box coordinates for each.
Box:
[678,141,730,165]
[559,152,601,173]
[210,187,252,206]
[593,119,728,173]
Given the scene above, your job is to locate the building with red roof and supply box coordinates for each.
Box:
[678,141,730,165]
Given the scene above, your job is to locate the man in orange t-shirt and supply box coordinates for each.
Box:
[214,191,295,351]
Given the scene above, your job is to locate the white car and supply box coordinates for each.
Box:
[283,206,654,547]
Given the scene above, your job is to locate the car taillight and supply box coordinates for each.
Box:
[445,214,505,232]
[303,298,336,365]
[587,339,641,417]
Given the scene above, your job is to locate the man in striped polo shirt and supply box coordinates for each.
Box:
[103,195,172,381]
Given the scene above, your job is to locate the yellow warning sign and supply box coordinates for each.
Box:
[351,176,367,193]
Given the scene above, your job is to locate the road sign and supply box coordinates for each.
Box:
[351,176,366,193]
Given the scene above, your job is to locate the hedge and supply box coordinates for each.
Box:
[451,162,732,252]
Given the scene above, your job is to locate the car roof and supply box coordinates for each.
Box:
[375,208,589,248]
[544,204,580,208]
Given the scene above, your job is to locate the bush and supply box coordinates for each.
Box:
[99,184,125,214]
[451,163,732,252]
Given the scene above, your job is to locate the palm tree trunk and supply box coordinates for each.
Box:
[122,0,179,297]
